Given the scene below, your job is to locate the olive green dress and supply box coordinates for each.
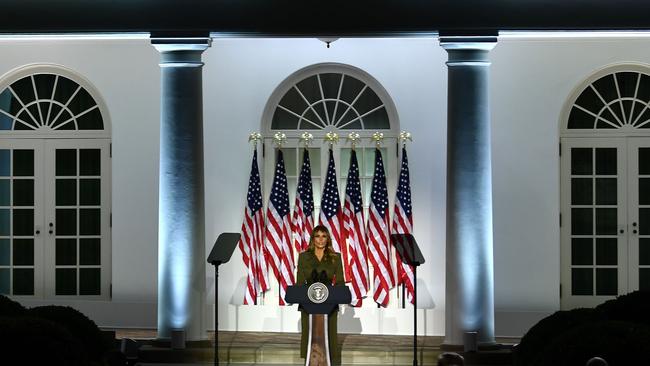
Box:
[296,250,345,364]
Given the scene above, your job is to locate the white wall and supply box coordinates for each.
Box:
[4,35,649,337]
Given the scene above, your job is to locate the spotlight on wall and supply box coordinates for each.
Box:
[317,37,339,48]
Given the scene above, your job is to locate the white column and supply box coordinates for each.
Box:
[440,36,497,347]
[152,38,211,341]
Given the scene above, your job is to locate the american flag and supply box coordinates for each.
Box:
[264,150,295,305]
[238,150,269,305]
[319,148,350,281]
[291,150,314,253]
[343,149,368,306]
[367,148,394,307]
[392,147,415,305]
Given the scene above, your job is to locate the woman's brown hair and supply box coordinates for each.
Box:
[307,225,336,263]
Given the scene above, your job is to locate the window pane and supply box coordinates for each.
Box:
[574,84,604,111]
[0,150,9,176]
[596,268,617,296]
[640,178,650,205]
[571,148,592,175]
[13,179,34,206]
[640,238,650,266]
[596,238,617,265]
[571,238,592,265]
[0,209,8,236]
[571,178,592,205]
[56,209,77,235]
[79,209,100,236]
[296,76,320,104]
[595,208,617,235]
[79,179,100,206]
[0,268,8,294]
[13,150,34,176]
[339,75,364,104]
[80,238,100,265]
[79,149,100,176]
[13,268,33,295]
[56,268,76,295]
[79,268,101,295]
[56,239,77,266]
[279,149,297,177]
[595,148,617,175]
[53,76,78,104]
[0,239,9,266]
[639,148,650,175]
[572,268,593,295]
[13,209,33,236]
[67,88,95,115]
[595,178,616,205]
[340,149,351,176]
[33,74,55,103]
[278,87,308,114]
[640,208,650,235]
[363,107,390,129]
[0,179,9,206]
[271,108,299,130]
[13,239,33,266]
[56,179,77,206]
[571,208,593,235]
[640,269,650,291]
[56,149,77,176]
[77,108,104,130]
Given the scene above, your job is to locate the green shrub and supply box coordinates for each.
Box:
[596,290,650,326]
[28,305,107,363]
[534,321,650,366]
[514,308,596,366]
[0,294,26,317]
[0,316,86,366]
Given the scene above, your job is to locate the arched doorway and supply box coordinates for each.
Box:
[560,63,650,308]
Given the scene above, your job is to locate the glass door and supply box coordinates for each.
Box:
[561,138,627,308]
[627,138,650,292]
[44,139,110,299]
[0,140,44,297]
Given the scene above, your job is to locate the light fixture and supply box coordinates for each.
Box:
[317,37,339,48]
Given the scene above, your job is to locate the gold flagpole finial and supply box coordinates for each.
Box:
[300,132,314,147]
[347,132,360,150]
[399,131,413,145]
[372,132,384,147]
[324,131,339,148]
[273,132,287,148]
[248,132,262,147]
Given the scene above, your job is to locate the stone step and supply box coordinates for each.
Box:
[137,343,442,365]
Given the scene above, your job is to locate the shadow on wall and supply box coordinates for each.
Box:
[229,276,247,306]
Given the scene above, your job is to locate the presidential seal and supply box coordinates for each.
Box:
[307,282,329,304]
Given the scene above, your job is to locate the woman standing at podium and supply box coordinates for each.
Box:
[296,225,345,364]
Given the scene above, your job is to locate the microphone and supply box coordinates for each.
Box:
[319,270,328,283]
[311,269,319,284]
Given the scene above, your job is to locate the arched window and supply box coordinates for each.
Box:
[560,64,650,310]
[0,65,110,299]
[260,63,402,306]
[262,62,399,216]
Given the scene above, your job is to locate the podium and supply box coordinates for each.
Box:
[286,284,351,366]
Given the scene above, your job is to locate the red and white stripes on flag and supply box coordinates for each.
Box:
[367,149,395,307]
[238,150,269,304]
[343,149,369,306]
[392,146,415,305]
[291,150,315,253]
[319,148,350,282]
[264,150,295,305]
[367,148,395,307]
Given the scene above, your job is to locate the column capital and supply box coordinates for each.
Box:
[439,36,497,51]
[151,38,212,67]
[439,36,496,66]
